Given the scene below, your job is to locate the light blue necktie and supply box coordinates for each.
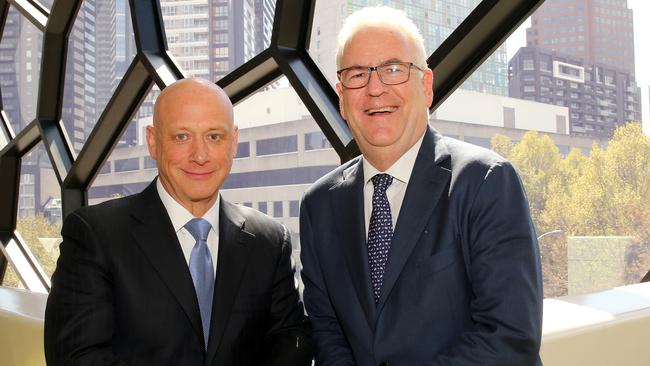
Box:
[368,173,393,303]
[185,218,214,349]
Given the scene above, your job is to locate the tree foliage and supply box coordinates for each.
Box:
[1,214,61,288]
[493,123,650,296]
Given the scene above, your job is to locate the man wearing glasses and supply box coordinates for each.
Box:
[300,6,543,366]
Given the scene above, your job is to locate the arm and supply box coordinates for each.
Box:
[426,162,543,366]
[44,211,135,366]
[263,224,314,366]
[300,200,356,366]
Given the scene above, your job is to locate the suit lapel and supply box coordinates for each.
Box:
[377,128,452,313]
[130,181,204,345]
[331,159,377,329]
[205,199,253,365]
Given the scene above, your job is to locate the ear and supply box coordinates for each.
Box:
[422,68,434,108]
[336,82,347,121]
[231,126,239,158]
[146,125,158,161]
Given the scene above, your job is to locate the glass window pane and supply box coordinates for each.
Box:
[273,201,283,218]
[305,131,332,151]
[227,82,340,276]
[432,0,650,298]
[0,7,43,134]
[16,143,62,280]
[61,0,137,153]
[256,135,298,156]
[235,141,250,159]
[88,87,158,205]
[1,261,22,288]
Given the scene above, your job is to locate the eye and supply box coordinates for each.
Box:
[347,68,368,79]
[207,133,222,141]
[175,133,188,141]
[384,64,404,74]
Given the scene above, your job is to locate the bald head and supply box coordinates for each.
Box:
[153,78,234,131]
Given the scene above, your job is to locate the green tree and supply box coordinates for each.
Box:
[506,131,563,227]
[490,134,514,158]
[2,214,61,288]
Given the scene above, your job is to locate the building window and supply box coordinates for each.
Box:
[523,59,535,70]
[243,202,252,208]
[258,201,267,214]
[289,200,299,217]
[144,156,157,169]
[235,141,250,158]
[114,158,139,172]
[305,131,332,150]
[256,135,298,156]
[273,201,283,217]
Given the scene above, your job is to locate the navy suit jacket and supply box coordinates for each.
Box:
[300,127,543,366]
[45,180,312,366]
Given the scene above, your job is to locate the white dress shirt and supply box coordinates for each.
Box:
[363,132,425,238]
[156,179,219,276]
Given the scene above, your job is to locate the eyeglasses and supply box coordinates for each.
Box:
[337,61,424,89]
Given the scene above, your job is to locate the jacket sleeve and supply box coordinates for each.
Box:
[300,197,356,366]
[423,161,543,366]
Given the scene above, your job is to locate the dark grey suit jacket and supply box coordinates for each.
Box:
[45,180,312,365]
[300,127,543,366]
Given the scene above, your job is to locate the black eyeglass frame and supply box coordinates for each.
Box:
[336,61,425,89]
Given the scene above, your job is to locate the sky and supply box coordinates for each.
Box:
[505,1,649,134]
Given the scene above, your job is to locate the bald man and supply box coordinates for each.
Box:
[45,78,313,366]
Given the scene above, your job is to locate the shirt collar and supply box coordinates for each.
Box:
[363,131,425,186]
[156,178,220,233]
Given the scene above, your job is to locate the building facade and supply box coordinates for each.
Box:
[509,46,642,138]
[526,0,635,75]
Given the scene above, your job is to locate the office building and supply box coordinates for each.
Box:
[526,0,635,75]
[509,46,642,138]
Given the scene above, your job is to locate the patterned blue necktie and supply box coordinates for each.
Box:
[185,218,214,349]
[368,173,394,303]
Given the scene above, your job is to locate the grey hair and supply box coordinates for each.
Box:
[335,6,428,69]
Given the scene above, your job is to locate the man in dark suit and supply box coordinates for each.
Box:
[45,78,312,365]
[300,6,543,366]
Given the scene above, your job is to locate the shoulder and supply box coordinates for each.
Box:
[438,136,516,183]
[302,156,361,200]
[62,191,146,237]
[226,202,288,246]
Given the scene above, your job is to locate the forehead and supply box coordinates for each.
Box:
[341,27,415,66]
[156,85,233,130]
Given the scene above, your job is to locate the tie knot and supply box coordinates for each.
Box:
[185,218,212,242]
[371,173,393,193]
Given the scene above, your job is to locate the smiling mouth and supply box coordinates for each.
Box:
[365,106,397,116]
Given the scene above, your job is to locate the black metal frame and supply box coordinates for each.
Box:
[0,0,557,290]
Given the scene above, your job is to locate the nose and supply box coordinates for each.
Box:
[190,138,209,164]
[366,69,385,96]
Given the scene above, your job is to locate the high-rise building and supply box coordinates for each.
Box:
[159,0,276,80]
[96,0,117,120]
[526,0,635,75]
[62,0,98,152]
[509,46,642,138]
[311,0,509,96]
[0,8,23,133]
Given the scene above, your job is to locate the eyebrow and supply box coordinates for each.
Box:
[343,58,406,68]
